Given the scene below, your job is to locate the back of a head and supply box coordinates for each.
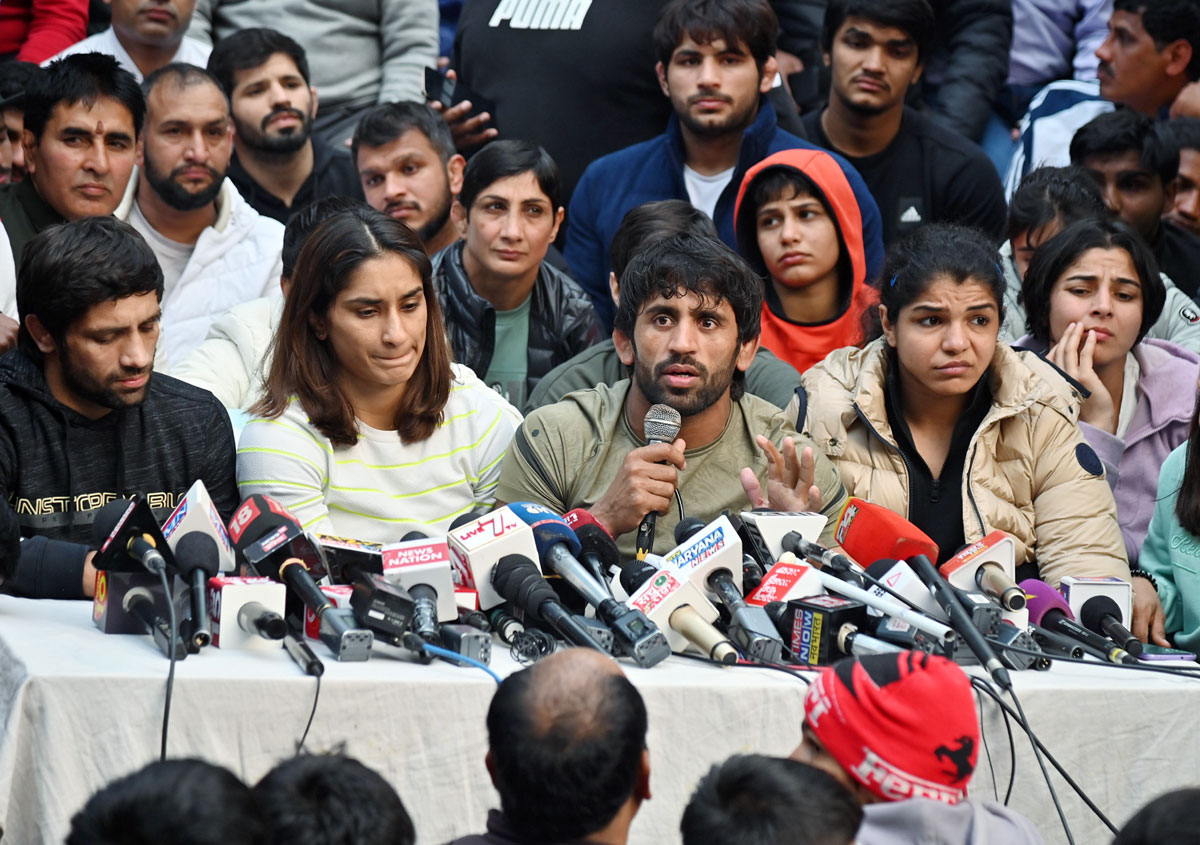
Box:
[680,754,862,845]
[282,195,368,279]
[821,0,936,63]
[486,653,648,841]
[459,138,560,213]
[1007,165,1108,243]
[351,100,455,167]
[653,0,779,71]
[25,53,144,141]
[1113,787,1200,845]
[253,753,415,845]
[609,199,718,280]
[66,758,261,845]
[1070,109,1179,185]
[1114,0,1200,81]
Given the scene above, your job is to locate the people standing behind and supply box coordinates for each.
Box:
[528,199,801,412]
[352,101,464,257]
[447,648,650,845]
[187,0,438,146]
[434,140,600,409]
[208,28,361,226]
[47,0,210,82]
[734,148,877,373]
[793,224,1133,597]
[115,63,283,368]
[0,0,87,64]
[999,166,1200,352]
[238,206,518,542]
[565,0,885,331]
[0,217,238,600]
[1017,219,1193,602]
[802,0,1007,245]
[1070,109,1200,300]
[0,60,42,184]
[1167,117,1200,238]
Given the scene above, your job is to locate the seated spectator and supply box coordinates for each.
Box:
[802,0,1007,245]
[238,205,519,541]
[352,101,464,256]
[447,648,650,845]
[208,28,361,226]
[171,194,360,412]
[1113,787,1200,844]
[680,754,862,845]
[1167,117,1200,237]
[566,0,884,331]
[1004,0,1200,197]
[529,199,801,412]
[791,651,1042,843]
[47,0,210,82]
[114,63,283,368]
[1000,166,1200,351]
[187,0,437,146]
[498,232,848,558]
[0,0,87,64]
[792,225,1133,600]
[0,216,237,600]
[65,758,261,845]
[734,148,877,373]
[1017,218,1195,599]
[434,140,601,408]
[0,60,42,183]
[0,107,10,186]
[253,753,414,845]
[1070,109,1200,299]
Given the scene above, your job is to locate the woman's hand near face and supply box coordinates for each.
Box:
[1048,321,1117,433]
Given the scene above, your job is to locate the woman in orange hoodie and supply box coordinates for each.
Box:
[734,148,877,373]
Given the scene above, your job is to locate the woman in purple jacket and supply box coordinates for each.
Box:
[1017,217,1199,568]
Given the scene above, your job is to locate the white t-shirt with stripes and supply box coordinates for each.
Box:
[236,371,521,543]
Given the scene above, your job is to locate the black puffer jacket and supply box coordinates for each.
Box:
[922,0,1013,141]
[432,241,603,399]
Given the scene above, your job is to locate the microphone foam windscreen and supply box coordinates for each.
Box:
[175,532,220,576]
[227,494,301,553]
[507,502,582,557]
[574,524,620,571]
[837,498,939,564]
[643,403,681,444]
[674,517,707,545]
[1080,595,1122,631]
[492,554,556,620]
[1020,579,1074,626]
[619,559,658,595]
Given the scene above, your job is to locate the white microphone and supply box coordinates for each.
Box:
[447,507,541,610]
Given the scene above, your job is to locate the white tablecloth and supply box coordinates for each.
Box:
[0,596,1197,845]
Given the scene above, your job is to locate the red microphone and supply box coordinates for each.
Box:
[834,498,939,565]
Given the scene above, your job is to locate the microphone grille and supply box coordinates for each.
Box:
[643,403,681,445]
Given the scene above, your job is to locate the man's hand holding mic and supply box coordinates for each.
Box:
[740,435,824,513]
[591,437,686,538]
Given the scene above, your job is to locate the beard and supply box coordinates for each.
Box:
[60,345,152,412]
[414,183,453,245]
[142,146,224,212]
[234,105,314,155]
[675,92,760,138]
[631,347,738,417]
[833,84,892,117]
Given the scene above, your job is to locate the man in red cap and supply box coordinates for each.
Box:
[791,650,1042,843]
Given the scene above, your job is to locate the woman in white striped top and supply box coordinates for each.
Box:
[236,205,520,543]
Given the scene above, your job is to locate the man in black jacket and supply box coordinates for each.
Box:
[0,216,238,599]
[433,139,601,408]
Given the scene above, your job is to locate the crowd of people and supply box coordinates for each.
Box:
[4,0,1200,840]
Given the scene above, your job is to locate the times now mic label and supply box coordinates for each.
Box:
[793,608,822,665]
[629,570,682,615]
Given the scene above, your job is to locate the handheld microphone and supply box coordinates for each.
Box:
[508,502,671,668]
[1028,623,1085,659]
[208,575,287,648]
[863,558,947,620]
[1060,575,1133,630]
[491,553,609,653]
[385,532,457,644]
[92,498,174,575]
[487,604,525,644]
[833,497,939,563]
[228,495,371,662]
[283,633,324,676]
[238,601,287,640]
[635,403,682,559]
[447,506,541,609]
[174,532,220,649]
[908,554,1011,690]
[625,566,738,663]
[564,509,619,596]
[738,509,829,561]
[746,557,825,607]
[1080,595,1143,656]
[160,479,237,573]
[782,532,864,586]
[123,586,187,659]
[939,531,1025,612]
[1022,579,1137,664]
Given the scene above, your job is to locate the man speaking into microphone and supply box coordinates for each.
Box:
[497,233,847,558]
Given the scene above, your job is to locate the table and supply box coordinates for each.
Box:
[0,596,1196,845]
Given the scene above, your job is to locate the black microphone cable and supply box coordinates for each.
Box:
[972,683,1016,805]
[156,567,179,762]
[296,674,321,755]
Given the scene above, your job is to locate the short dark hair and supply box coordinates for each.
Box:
[352,101,455,168]
[253,754,414,845]
[206,27,310,100]
[1070,109,1180,186]
[65,759,262,845]
[17,217,164,361]
[877,223,1006,325]
[653,0,779,72]
[1114,788,1200,845]
[735,166,846,282]
[1007,166,1108,244]
[459,139,561,214]
[680,755,863,845]
[25,52,144,141]
[254,205,452,446]
[1168,116,1200,153]
[487,665,648,841]
[821,0,936,62]
[1114,0,1200,81]
[282,195,368,278]
[141,62,226,103]
[1021,217,1164,345]
[0,61,42,110]
[610,199,717,280]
